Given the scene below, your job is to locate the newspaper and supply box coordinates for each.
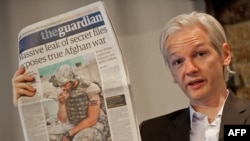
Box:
[17,1,141,141]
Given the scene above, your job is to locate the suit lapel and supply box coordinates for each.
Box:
[168,109,190,141]
[219,90,248,140]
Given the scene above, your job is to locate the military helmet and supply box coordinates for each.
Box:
[50,64,77,87]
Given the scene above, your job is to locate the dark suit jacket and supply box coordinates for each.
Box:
[140,90,250,141]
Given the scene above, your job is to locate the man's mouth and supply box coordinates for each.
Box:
[187,79,204,89]
[188,79,203,85]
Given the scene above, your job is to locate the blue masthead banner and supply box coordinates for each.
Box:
[19,11,104,54]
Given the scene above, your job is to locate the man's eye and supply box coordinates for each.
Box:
[197,51,206,57]
[172,59,183,65]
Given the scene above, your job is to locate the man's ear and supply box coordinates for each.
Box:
[222,43,231,66]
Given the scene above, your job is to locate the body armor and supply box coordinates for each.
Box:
[65,87,88,125]
[50,65,111,140]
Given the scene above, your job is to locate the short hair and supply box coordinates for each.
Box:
[159,11,234,81]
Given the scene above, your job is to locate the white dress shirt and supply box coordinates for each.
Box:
[189,90,229,141]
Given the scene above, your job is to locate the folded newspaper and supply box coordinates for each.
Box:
[17,1,141,141]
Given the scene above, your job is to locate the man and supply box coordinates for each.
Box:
[52,64,110,141]
[140,11,250,141]
[12,65,110,141]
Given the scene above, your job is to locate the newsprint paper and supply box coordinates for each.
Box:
[17,1,141,141]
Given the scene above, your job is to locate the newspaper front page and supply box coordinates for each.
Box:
[17,2,141,141]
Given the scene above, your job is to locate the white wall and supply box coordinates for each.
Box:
[0,0,205,140]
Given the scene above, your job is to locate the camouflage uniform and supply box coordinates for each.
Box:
[65,81,110,141]
[51,65,110,141]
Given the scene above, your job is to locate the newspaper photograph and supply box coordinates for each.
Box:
[17,1,141,141]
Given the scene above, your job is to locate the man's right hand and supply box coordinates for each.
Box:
[12,67,36,106]
[58,92,69,104]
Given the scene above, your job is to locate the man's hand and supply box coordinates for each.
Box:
[62,130,73,141]
[58,92,69,104]
[12,67,36,106]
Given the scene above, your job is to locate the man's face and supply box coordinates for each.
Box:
[164,25,230,104]
[60,81,73,92]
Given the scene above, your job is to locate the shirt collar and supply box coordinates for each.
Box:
[189,89,229,129]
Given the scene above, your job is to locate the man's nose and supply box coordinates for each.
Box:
[185,59,199,75]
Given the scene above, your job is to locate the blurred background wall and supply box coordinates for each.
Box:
[205,0,250,100]
[0,0,206,140]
